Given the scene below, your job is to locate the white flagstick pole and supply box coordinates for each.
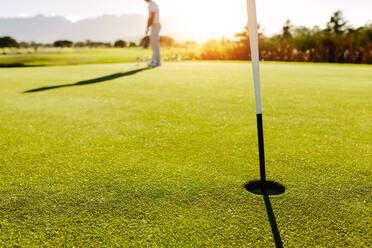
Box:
[247,0,266,183]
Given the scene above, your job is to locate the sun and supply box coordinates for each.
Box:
[159,0,247,42]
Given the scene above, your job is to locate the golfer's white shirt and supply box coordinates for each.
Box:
[149,0,160,24]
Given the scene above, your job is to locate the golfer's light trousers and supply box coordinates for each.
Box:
[151,23,161,64]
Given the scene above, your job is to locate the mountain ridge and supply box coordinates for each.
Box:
[0,14,195,43]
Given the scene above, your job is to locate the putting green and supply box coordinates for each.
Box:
[0,62,371,247]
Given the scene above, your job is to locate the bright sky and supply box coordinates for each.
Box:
[2,0,372,42]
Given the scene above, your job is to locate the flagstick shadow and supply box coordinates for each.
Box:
[263,195,284,248]
[23,67,151,93]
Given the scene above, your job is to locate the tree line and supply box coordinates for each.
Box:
[0,36,176,53]
[201,11,372,64]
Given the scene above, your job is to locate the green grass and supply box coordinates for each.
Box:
[0,48,200,67]
[0,62,371,247]
[0,48,151,67]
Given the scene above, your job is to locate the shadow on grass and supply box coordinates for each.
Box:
[24,67,151,93]
[244,181,285,247]
[0,63,46,68]
[263,195,284,248]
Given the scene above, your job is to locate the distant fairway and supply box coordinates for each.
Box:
[0,62,371,247]
[0,48,198,67]
[0,48,152,67]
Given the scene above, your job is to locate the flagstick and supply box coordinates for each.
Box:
[247,0,266,184]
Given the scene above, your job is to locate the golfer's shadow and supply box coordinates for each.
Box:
[24,67,151,93]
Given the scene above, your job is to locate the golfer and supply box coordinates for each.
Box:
[145,0,161,67]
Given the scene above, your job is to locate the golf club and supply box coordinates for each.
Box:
[136,31,150,66]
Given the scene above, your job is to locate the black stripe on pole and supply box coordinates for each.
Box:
[256,113,266,183]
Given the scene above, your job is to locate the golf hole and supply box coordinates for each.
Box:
[244,180,286,195]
